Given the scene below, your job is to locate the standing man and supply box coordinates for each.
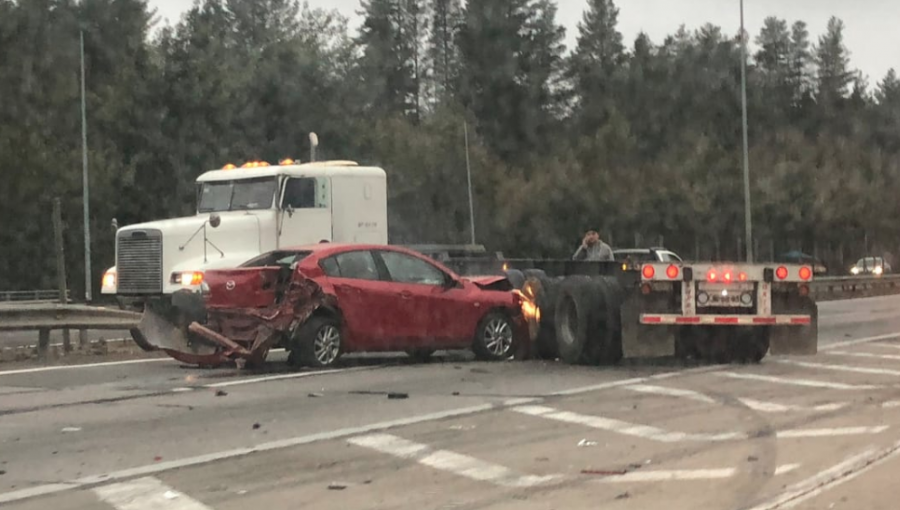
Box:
[572,230,614,261]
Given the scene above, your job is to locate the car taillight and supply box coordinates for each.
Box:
[775,266,788,280]
[665,265,679,279]
[642,265,655,279]
[799,266,812,281]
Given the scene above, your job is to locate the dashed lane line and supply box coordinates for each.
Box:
[716,372,880,390]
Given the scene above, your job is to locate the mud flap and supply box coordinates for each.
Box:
[620,294,675,358]
[769,297,818,356]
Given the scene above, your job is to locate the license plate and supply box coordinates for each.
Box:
[697,283,754,308]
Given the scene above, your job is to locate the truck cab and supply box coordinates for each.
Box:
[101,160,388,299]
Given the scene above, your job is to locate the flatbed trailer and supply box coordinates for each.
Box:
[443,258,817,364]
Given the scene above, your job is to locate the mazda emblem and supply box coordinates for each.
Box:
[226,280,235,291]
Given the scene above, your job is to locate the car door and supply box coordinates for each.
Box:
[321,250,397,351]
[374,250,455,348]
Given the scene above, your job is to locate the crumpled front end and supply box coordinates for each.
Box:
[137,277,327,368]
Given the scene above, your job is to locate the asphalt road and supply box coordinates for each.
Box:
[1,295,900,509]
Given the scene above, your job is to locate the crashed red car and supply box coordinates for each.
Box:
[186,244,526,367]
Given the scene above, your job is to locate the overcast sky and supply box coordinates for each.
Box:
[151,0,900,85]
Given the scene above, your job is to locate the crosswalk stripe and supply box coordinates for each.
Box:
[871,342,900,351]
[717,372,880,390]
[624,384,845,413]
[348,433,560,488]
[775,359,900,377]
[512,405,742,442]
[598,468,735,482]
[93,477,211,510]
[777,426,888,438]
[827,350,900,361]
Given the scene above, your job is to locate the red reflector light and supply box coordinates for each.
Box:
[642,265,655,279]
[799,266,812,281]
[666,265,679,279]
[724,271,732,283]
[707,270,717,282]
[775,266,788,280]
[738,272,748,282]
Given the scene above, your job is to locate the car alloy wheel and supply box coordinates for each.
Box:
[314,324,341,365]
[483,317,513,357]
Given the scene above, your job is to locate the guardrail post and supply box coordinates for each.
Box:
[38,328,50,359]
[53,198,72,353]
[79,329,88,348]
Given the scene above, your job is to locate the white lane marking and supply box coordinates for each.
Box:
[738,399,847,413]
[348,433,560,488]
[828,350,900,361]
[821,333,900,351]
[548,366,717,397]
[624,384,716,404]
[0,358,170,376]
[717,372,880,390]
[871,342,900,351]
[746,440,900,510]
[777,426,888,438]
[883,401,900,408]
[775,359,900,377]
[94,476,212,510]
[0,368,707,505]
[171,387,193,393]
[598,468,735,482]
[774,464,801,475]
[512,405,743,442]
[203,366,374,388]
[623,384,845,413]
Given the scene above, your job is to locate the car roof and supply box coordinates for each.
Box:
[279,243,432,260]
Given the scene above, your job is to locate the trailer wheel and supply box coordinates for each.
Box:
[594,278,624,365]
[504,269,526,290]
[731,328,770,363]
[524,275,561,360]
[555,276,604,365]
[292,315,343,368]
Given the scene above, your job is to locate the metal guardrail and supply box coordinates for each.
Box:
[809,274,900,301]
[0,289,71,303]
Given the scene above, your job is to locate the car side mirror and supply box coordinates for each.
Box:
[444,275,461,289]
[285,204,295,218]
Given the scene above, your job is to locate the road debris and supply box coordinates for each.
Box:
[252,423,261,430]
[215,390,228,397]
[328,482,348,491]
[308,392,324,398]
[387,392,409,400]
[748,455,759,462]
[616,491,631,500]
[154,456,163,462]
[449,425,476,431]
[61,427,81,433]
[581,469,627,476]
[577,439,598,447]
[163,491,179,500]
[452,391,460,396]
[0,470,6,476]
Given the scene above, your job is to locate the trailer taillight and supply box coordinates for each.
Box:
[776,266,788,280]
[642,265,656,279]
[707,270,717,282]
[738,272,748,282]
[666,265,679,279]
[799,266,812,281]
[723,271,733,283]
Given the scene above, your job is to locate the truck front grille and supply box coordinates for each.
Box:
[117,230,163,294]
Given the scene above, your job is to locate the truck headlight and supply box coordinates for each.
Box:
[102,269,116,290]
[171,271,204,286]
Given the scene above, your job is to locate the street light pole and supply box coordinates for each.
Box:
[81,29,93,302]
[464,121,476,246]
[739,0,753,262]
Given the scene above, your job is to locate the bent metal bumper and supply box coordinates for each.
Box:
[136,278,327,367]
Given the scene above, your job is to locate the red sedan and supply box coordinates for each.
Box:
[201,244,526,367]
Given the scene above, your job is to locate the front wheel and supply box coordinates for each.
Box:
[472,312,516,361]
[291,316,343,368]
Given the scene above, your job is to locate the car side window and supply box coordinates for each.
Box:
[379,251,446,286]
[329,251,380,281]
[320,256,341,277]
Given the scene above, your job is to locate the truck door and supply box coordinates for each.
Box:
[279,177,332,246]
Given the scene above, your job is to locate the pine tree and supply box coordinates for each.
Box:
[815,17,854,103]
[569,0,624,130]
[427,0,462,103]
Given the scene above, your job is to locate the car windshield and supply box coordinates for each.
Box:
[857,258,881,267]
[197,177,277,212]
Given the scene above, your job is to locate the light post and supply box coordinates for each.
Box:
[81,28,93,301]
[739,0,753,262]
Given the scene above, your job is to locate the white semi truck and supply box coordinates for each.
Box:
[101,159,388,350]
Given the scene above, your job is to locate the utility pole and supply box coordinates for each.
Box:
[739,0,753,263]
[464,122,476,245]
[81,29,93,301]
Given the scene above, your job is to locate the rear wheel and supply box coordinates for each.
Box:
[554,276,604,365]
[472,312,515,361]
[292,315,343,368]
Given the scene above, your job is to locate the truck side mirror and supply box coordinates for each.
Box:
[286,204,295,218]
[111,218,118,231]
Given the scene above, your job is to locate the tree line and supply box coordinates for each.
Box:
[2,0,899,293]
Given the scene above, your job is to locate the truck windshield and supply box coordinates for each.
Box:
[197,177,277,212]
